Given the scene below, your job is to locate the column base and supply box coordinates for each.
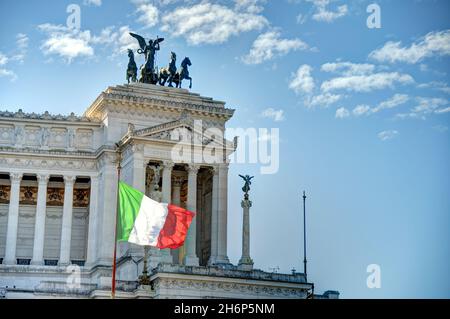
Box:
[160,249,172,264]
[30,260,44,266]
[208,255,231,266]
[58,260,71,267]
[183,255,199,266]
[2,259,17,266]
[238,256,254,271]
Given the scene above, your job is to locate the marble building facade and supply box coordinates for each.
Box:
[0,83,338,299]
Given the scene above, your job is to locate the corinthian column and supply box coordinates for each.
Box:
[3,172,23,265]
[162,161,174,203]
[59,175,76,266]
[160,161,174,263]
[208,166,219,265]
[85,176,99,267]
[184,164,199,266]
[216,164,230,264]
[238,198,254,271]
[31,173,50,266]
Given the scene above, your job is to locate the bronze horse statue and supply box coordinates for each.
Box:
[169,57,192,89]
[126,49,137,84]
[159,51,177,87]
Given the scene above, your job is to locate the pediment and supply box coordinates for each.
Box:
[125,119,234,149]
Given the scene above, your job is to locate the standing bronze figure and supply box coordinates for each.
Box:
[159,51,177,87]
[129,33,164,84]
[239,174,254,199]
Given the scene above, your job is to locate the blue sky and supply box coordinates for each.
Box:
[1,0,449,298]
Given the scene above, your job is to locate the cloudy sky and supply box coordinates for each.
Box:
[1,0,449,298]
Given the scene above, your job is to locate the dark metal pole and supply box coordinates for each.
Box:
[111,145,122,299]
[303,191,307,282]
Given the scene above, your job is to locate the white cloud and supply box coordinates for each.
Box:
[417,81,450,94]
[321,61,375,76]
[0,68,17,81]
[372,94,409,113]
[242,31,310,64]
[289,64,315,94]
[396,97,448,119]
[335,107,349,119]
[261,108,285,122]
[369,29,450,64]
[38,24,94,63]
[135,2,159,28]
[307,93,342,108]
[321,72,414,92]
[378,130,398,141]
[83,0,102,6]
[0,52,8,65]
[11,33,29,63]
[234,0,265,14]
[435,106,450,114]
[352,104,371,116]
[306,0,348,23]
[160,2,268,45]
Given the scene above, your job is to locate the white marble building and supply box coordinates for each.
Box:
[0,83,338,299]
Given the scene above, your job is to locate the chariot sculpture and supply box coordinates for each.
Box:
[127,33,193,89]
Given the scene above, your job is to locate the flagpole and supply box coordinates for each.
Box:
[302,191,307,283]
[111,145,122,299]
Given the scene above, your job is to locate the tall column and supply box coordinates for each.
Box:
[31,173,50,266]
[132,144,146,193]
[208,166,219,265]
[172,176,183,206]
[184,164,199,266]
[160,161,174,263]
[85,175,99,267]
[171,176,183,264]
[162,161,174,203]
[238,198,254,271]
[3,172,23,265]
[59,175,75,266]
[216,164,230,264]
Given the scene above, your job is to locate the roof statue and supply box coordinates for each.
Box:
[127,33,193,89]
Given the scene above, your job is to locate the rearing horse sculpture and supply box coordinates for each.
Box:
[126,49,137,84]
[169,57,192,89]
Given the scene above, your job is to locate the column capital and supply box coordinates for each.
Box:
[187,164,200,175]
[163,160,175,170]
[208,165,219,176]
[172,176,184,187]
[37,173,50,184]
[9,172,23,183]
[241,199,252,208]
[64,175,76,185]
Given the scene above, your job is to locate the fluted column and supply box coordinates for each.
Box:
[85,176,99,267]
[216,164,230,264]
[160,161,174,262]
[238,199,254,271]
[208,166,219,265]
[31,173,50,266]
[3,172,23,265]
[59,175,75,266]
[162,161,174,203]
[184,164,199,266]
[172,176,183,206]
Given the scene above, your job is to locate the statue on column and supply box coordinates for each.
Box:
[238,174,254,271]
[239,174,254,199]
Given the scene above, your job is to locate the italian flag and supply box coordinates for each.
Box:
[116,182,195,249]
